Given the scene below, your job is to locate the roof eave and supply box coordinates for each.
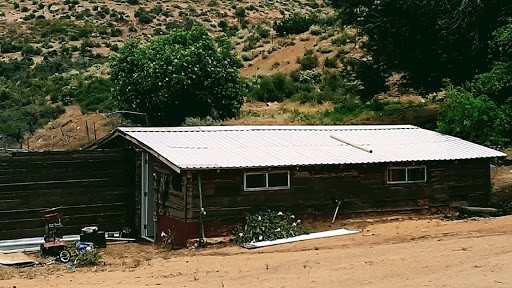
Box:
[87,128,182,173]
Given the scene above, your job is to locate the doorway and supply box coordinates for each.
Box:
[141,152,155,241]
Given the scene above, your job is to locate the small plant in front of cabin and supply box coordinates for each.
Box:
[72,250,101,266]
[161,229,176,250]
[233,210,309,244]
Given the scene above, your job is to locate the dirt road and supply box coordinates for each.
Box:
[2,215,512,288]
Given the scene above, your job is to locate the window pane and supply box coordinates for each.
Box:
[246,174,266,189]
[408,167,426,182]
[268,172,289,187]
[389,168,406,182]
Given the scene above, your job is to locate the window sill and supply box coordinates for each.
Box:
[386,181,426,185]
[244,186,290,192]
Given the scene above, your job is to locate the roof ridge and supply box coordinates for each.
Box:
[119,125,419,133]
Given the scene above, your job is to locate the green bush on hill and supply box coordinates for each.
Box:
[246,73,297,102]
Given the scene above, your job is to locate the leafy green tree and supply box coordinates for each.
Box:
[110,27,244,126]
[331,0,512,93]
[437,87,510,147]
[437,21,512,147]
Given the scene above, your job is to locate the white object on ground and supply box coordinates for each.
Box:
[243,228,359,249]
[0,252,38,266]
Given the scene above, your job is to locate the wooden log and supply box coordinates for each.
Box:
[458,206,500,216]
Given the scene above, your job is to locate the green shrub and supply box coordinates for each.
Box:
[246,4,258,11]
[255,25,270,39]
[0,103,65,139]
[34,42,48,51]
[297,54,318,70]
[22,13,36,20]
[241,52,255,62]
[304,1,320,9]
[134,8,154,24]
[316,46,333,54]
[274,15,314,36]
[110,27,123,37]
[0,58,33,80]
[72,250,101,266]
[0,38,25,53]
[247,73,297,102]
[126,0,139,5]
[331,31,356,46]
[233,210,309,244]
[234,6,246,18]
[110,44,119,52]
[324,57,337,68]
[220,22,239,37]
[309,24,322,36]
[81,39,100,48]
[21,45,42,56]
[182,116,224,126]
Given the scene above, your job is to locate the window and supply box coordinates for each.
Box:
[244,171,290,191]
[387,166,426,183]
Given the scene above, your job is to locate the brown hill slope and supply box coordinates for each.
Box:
[26,105,119,151]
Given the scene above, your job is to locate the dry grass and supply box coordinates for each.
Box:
[26,105,121,151]
[226,100,333,125]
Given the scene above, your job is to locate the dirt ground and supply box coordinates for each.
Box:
[2,215,512,287]
[26,105,120,151]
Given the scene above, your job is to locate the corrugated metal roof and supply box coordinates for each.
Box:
[117,125,506,170]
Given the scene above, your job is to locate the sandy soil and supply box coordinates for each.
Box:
[240,35,341,76]
[2,215,512,287]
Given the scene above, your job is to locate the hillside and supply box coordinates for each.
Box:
[0,0,369,149]
[0,0,332,68]
[0,0,443,152]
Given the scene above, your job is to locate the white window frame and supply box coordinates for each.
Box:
[244,171,290,191]
[387,166,427,184]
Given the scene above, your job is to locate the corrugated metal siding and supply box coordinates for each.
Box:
[118,125,506,170]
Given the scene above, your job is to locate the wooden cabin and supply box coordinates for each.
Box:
[89,125,505,245]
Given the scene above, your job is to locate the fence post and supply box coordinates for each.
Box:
[86,120,90,143]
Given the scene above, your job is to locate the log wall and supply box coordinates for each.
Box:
[183,159,491,221]
[0,149,135,240]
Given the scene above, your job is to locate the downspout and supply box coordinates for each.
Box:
[198,172,206,247]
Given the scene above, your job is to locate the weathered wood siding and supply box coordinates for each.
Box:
[184,159,491,221]
[152,156,186,221]
[0,149,135,240]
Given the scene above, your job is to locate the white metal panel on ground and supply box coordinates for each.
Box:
[243,228,360,249]
[118,125,506,170]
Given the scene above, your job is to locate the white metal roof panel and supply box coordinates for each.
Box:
[117,125,506,170]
